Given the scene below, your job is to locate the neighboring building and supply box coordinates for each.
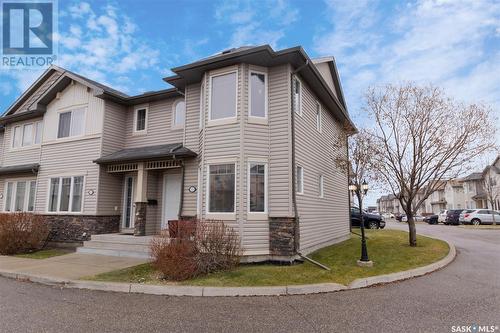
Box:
[0,45,355,261]
[463,172,487,209]
[444,179,465,210]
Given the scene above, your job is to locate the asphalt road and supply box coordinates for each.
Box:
[0,221,499,333]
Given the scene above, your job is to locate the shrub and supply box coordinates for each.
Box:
[0,213,49,255]
[150,220,242,281]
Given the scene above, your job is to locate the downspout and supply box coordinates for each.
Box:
[177,159,185,220]
[290,60,308,254]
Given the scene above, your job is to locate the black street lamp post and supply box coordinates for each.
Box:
[349,179,372,266]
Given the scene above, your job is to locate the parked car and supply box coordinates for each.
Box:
[350,207,386,229]
[444,209,468,225]
[395,213,403,222]
[438,210,448,223]
[424,215,439,224]
[401,215,424,222]
[459,209,500,225]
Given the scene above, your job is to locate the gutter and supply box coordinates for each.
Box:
[290,61,309,254]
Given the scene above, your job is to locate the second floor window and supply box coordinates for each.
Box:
[316,102,322,132]
[173,100,186,128]
[294,78,302,115]
[135,107,147,132]
[210,72,237,121]
[250,71,267,118]
[58,108,85,139]
[12,121,42,148]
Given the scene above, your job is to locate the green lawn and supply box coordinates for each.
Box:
[85,229,449,287]
[14,248,71,259]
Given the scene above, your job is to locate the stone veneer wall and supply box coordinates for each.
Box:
[269,217,297,257]
[44,215,120,242]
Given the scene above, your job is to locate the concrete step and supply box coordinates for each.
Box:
[76,233,162,259]
[77,247,151,259]
[81,240,151,253]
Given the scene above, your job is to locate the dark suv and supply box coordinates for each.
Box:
[445,209,467,225]
[350,207,386,229]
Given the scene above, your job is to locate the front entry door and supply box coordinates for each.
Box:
[122,176,135,232]
[162,173,182,229]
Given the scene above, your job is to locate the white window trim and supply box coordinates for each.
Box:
[196,166,202,217]
[208,70,238,126]
[133,105,148,135]
[46,175,85,214]
[297,165,304,195]
[316,101,322,133]
[248,69,268,125]
[11,121,43,150]
[206,160,237,219]
[294,78,303,116]
[171,99,186,129]
[3,179,36,212]
[247,160,268,219]
[319,174,324,198]
[56,108,87,140]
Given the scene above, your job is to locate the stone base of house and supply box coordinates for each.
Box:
[269,217,297,257]
[134,202,147,236]
[43,215,120,242]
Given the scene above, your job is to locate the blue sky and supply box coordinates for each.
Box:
[1,0,499,204]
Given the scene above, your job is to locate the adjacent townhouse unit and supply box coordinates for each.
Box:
[482,156,500,210]
[444,179,465,210]
[0,45,356,261]
[462,172,487,209]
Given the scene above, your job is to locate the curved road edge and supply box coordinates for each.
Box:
[0,239,456,297]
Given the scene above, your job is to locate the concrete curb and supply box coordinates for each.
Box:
[0,240,456,297]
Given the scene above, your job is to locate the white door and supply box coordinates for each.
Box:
[122,176,134,231]
[162,173,182,229]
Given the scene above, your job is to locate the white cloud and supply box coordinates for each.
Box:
[214,0,299,49]
[314,0,500,115]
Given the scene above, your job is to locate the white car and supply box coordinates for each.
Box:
[438,210,448,223]
[459,209,500,225]
[402,215,424,222]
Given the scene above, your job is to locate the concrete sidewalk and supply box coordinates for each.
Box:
[0,253,148,280]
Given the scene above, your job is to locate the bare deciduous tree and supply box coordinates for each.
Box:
[482,168,499,225]
[366,83,498,246]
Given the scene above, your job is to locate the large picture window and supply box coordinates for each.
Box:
[249,71,267,118]
[208,164,235,213]
[48,176,84,213]
[249,162,267,213]
[57,108,85,138]
[4,180,36,212]
[210,72,237,121]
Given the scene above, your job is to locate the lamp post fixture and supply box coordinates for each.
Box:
[349,179,372,267]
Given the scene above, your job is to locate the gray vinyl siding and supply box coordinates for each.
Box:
[145,172,160,235]
[1,117,43,167]
[12,71,62,115]
[35,137,101,215]
[294,75,350,252]
[96,101,127,215]
[124,98,184,148]
[268,65,293,217]
[0,132,4,164]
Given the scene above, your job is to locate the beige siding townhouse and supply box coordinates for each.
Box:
[0,45,356,261]
[483,156,500,210]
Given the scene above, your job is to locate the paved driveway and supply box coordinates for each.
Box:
[0,221,498,333]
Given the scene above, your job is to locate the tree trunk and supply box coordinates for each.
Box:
[407,216,417,247]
